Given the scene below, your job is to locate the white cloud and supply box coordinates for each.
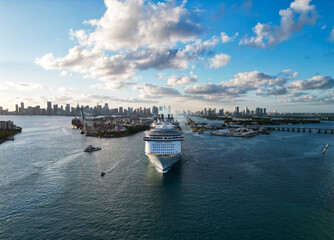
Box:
[221,32,238,43]
[321,25,327,30]
[184,83,247,97]
[75,0,201,51]
[184,35,219,53]
[3,82,43,90]
[290,0,315,12]
[208,53,231,68]
[167,74,198,86]
[129,48,193,70]
[184,70,299,98]
[257,86,288,96]
[156,72,165,79]
[240,0,317,48]
[224,71,286,89]
[36,46,196,89]
[288,76,334,90]
[36,46,136,89]
[134,83,181,98]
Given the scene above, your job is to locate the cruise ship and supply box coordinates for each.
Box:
[143,114,184,173]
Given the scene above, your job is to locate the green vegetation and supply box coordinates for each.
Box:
[95,125,150,138]
[0,128,22,143]
[191,127,208,132]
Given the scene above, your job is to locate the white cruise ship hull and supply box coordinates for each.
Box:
[147,153,181,173]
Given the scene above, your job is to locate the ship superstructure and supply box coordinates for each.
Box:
[143,114,184,173]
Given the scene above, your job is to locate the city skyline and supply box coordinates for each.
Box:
[0,100,309,116]
[1,0,334,112]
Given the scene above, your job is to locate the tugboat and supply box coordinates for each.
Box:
[84,145,102,152]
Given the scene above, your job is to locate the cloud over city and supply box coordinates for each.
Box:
[240,0,317,48]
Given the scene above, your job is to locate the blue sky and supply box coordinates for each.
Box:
[0,0,334,112]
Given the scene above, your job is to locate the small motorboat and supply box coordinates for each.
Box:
[84,145,102,152]
[322,144,329,155]
[101,172,105,177]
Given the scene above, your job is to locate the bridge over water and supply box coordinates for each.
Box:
[262,126,334,134]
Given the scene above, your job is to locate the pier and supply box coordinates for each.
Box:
[262,126,334,134]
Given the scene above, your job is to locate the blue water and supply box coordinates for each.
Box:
[0,116,333,239]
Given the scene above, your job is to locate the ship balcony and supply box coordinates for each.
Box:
[143,137,184,141]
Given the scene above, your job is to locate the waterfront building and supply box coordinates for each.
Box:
[35,106,41,115]
[234,106,239,115]
[0,121,17,130]
[65,104,70,115]
[152,106,159,115]
[47,101,52,115]
[53,104,58,115]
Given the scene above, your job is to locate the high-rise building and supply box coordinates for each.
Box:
[152,106,159,115]
[234,106,239,115]
[65,104,70,115]
[15,104,19,115]
[218,108,224,116]
[244,106,250,115]
[35,105,41,115]
[47,101,52,115]
[119,107,123,114]
[20,102,24,115]
[53,104,58,115]
[212,108,216,115]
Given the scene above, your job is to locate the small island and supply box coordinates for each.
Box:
[0,121,22,144]
[72,117,151,138]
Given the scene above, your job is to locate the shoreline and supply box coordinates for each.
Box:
[0,128,22,145]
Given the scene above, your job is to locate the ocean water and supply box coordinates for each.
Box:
[0,116,334,239]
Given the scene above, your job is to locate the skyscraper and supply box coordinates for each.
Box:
[65,104,70,115]
[47,101,52,115]
[152,106,158,115]
[20,102,24,115]
[234,106,239,115]
[53,104,58,115]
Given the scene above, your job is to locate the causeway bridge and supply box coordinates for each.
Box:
[261,126,334,134]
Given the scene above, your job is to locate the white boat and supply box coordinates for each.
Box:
[84,145,101,152]
[143,118,184,173]
[322,144,329,155]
